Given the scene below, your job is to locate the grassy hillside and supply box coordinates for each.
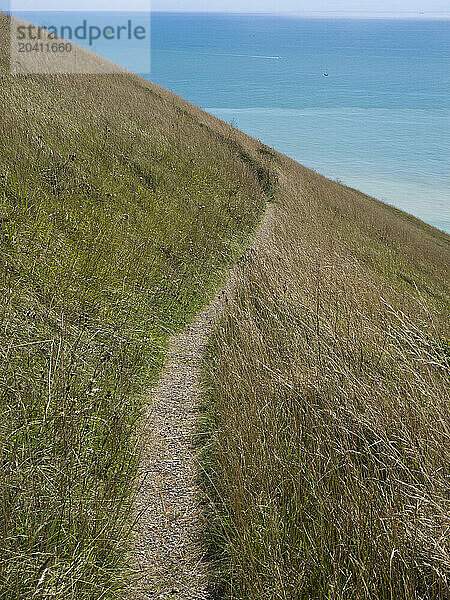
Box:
[202,156,450,598]
[0,14,277,598]
[1,11,449,600]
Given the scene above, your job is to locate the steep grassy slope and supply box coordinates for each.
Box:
[0,14,276,598]
[202,156,449,598]
[1,12,449,600]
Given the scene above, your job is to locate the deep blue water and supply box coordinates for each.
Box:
[149,14,450,233]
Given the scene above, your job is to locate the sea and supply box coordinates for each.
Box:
[149,13,450,233]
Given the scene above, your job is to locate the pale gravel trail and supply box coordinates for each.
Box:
[129,204,273,599]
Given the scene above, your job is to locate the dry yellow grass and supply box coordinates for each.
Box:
[202,155,449,599]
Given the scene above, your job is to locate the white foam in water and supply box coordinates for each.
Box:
[161,49,280,60]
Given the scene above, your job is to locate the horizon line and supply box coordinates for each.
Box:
[3,8,450,19]
[151,10,450,19]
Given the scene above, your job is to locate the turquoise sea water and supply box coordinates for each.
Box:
[149,14,450,232]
